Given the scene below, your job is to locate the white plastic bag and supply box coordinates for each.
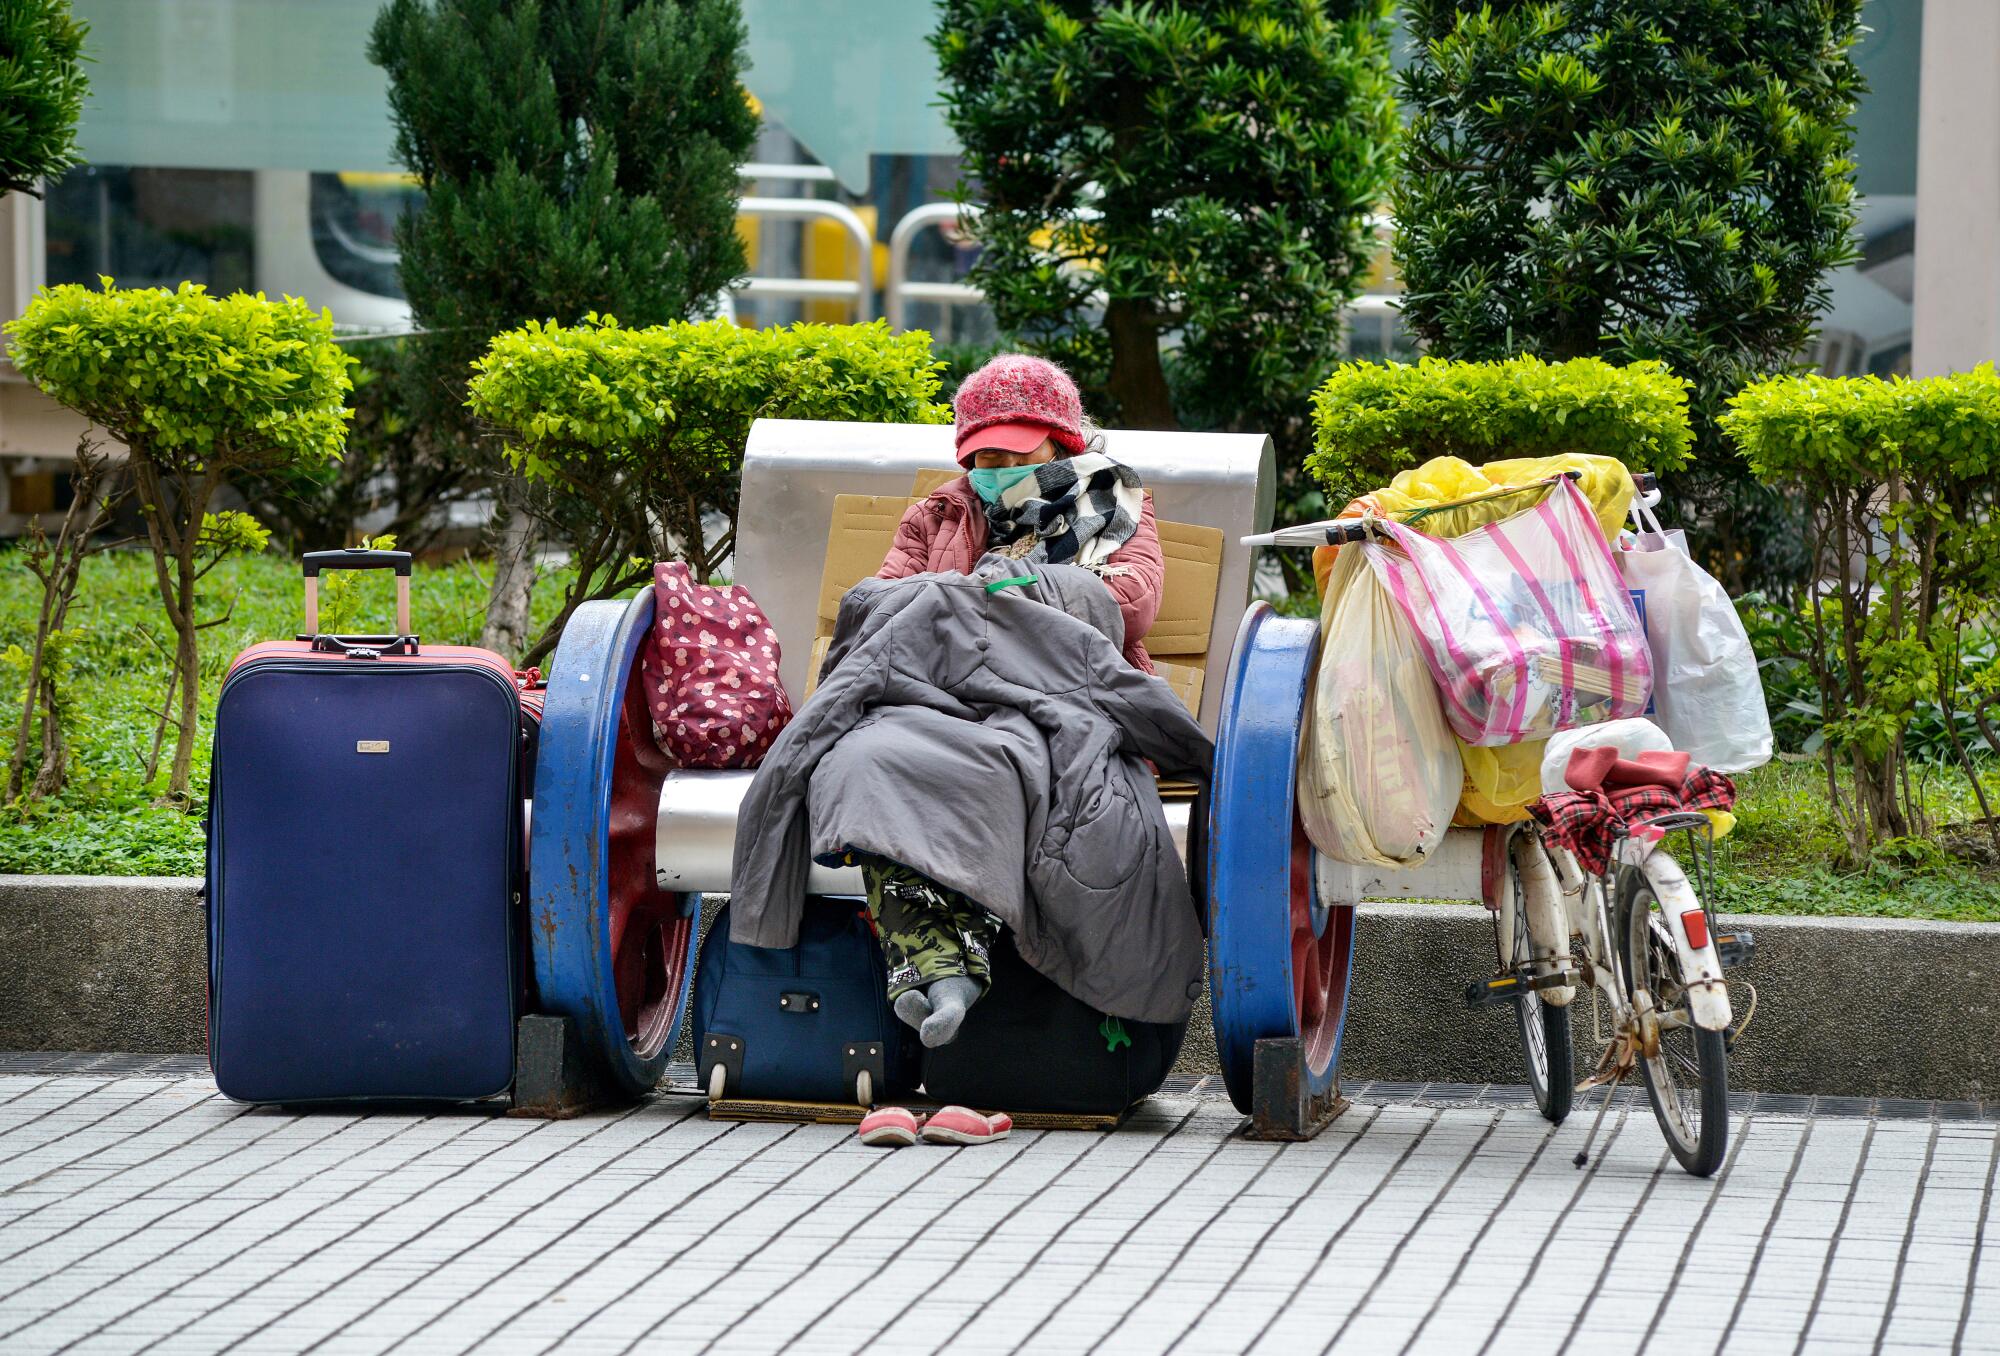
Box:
[1540,718,1675,796]
[1298,547,1464,867]
[1618,504,1772,773]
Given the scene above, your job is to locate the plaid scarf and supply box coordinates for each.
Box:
[984,453,1144,570]
[1530,766,1737,877]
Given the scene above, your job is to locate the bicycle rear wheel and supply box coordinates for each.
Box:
[1618,867,1728,1176]
[1504,870,1573,1123]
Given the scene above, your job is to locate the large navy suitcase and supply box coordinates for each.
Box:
[206,549,527,1104]
[692,899,917,1105]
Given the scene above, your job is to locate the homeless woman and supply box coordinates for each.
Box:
[728,355,1208,1050]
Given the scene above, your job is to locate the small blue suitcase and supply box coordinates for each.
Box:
[206,549,527,1104]
[692,899,917,1106]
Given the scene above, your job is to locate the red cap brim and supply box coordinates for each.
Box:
[957,420,1054,465]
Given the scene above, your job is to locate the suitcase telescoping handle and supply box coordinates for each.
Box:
[302,548,413,638]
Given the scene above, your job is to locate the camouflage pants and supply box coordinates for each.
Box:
[858,859,1002,1000]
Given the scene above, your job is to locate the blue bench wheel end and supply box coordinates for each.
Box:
[527,587,698,1099]
[1207,602,1356,1128]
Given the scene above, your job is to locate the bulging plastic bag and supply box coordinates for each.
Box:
[1298,547,1463,867]
[1362,477,1653,746]
[1457,739,1545,824]
[1539,718,1675,796]
[1618,505,1772,773]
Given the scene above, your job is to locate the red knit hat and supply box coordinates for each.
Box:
[952,353,1087,466]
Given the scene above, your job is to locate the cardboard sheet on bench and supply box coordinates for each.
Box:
[804,474,1224,717]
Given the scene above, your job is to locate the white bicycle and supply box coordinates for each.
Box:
[1472,814,1755,1177]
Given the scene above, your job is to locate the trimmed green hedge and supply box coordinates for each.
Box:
[1307,354,1693,504]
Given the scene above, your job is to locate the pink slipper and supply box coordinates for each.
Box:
[920,1105,1012,1146]
[857,1106,925,1148]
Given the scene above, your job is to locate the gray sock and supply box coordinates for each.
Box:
[918,976,982,1048]
[892,988,933,1032]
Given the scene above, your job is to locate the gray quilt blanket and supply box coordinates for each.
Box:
[728,556,1214,1023]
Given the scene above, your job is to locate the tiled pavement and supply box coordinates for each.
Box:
[0,1058,1993,1355]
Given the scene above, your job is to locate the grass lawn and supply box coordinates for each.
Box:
[4,546,1998,921]
[0,547,579,876]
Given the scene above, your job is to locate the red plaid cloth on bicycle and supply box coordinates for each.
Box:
[1530,766,1736,876]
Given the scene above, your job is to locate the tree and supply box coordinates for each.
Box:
[932,1,1397,460]
[468,316,950,664]
[0,0,88,197]
[1393,0,1866,592]
[369,0,758,657]
[1721,368,2000,861]
[6,436,133,801]
[6,281,351,800]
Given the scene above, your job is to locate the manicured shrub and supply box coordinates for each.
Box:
[932,0,1397,468]
[1393,0,1866,591]
[0,0,88,196]
[369,0,758,655]
[1308,354,1694,504]
[1720,368,2000,857]
[5,281,351,800]
[467,316,949,661]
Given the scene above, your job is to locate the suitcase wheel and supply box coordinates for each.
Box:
[855,1069,873,1108]
[708,1063,728,1101]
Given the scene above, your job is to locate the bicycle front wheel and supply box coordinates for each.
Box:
[1619,867,1729,1176]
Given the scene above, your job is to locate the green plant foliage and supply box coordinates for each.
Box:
[4,279,351,798]
[0,0,88,197]
[6,281,352,472]
[370,0,759,654]
[1394,0,1866,592]
[1306,353,1693,504]
[468,316,949,646]
[932,0,1397,456]
[1720,367,2000,857]
[369,0,758,433]
[0,550,581,875]
[233,338,469,553]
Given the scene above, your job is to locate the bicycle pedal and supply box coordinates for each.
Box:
[1464,976,1522,1009]
[1714,929,1757,969]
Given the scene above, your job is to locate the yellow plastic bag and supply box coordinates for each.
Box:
[1456,739,1545,824]
[1298,547,1464,866]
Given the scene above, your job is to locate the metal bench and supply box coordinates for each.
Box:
[523,417,1497,1136]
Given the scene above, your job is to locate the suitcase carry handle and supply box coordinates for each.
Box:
[302,549,413,638]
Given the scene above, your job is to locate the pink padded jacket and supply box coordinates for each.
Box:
[876,474,1164,673]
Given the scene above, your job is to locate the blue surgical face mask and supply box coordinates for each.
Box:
[968,465,1039,504]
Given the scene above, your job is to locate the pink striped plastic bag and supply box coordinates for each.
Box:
[1360,477,1652,747]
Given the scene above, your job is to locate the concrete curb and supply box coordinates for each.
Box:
[4,876,1994,1101]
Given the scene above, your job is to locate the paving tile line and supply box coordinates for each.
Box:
[1011,1106,1250,1352]
[0,1099,322,1286]
[45,1111,457,1351]
[1955,1122,2000,1355]
[1318,1110,1509,1356]
[4,1110,500,1343]
[1870,1120,1943,1353]
[201,1113,578,1356]
[0,1084,248,1216]
[0,1077,226,1190]
[1082,1123,1296,1354]
[671,1127,1035,1355]
[856,1101,1203,1354]
[1792,1118,1879,1356]
[359,1110,757,1355]
[129,1101,672,1355]
[784,1114,1123,1352]
[1245,1107,1447,1356]
[1153,1106,1385,1356]
[511,1122,851,1356]
[1713,1116,1820,1353]
[1394,1113,1563,1356]
[1631,1113,1762,1353]
[286,1098,710,1356]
